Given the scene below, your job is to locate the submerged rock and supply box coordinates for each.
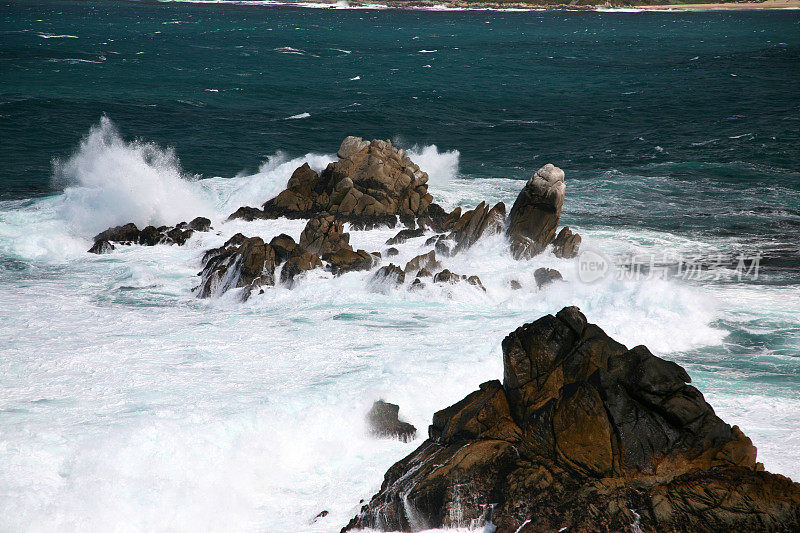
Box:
[325,249,377,275]
[386,227,424,246]
[93,222,140,244]
[280,251,322,286]
[88,239,115,254]
[533,267,563,288]
[366,400,417,443]
[373,264,406,286]
[404,250,440,274]
[506,163,566,259]
[343,307,800,532]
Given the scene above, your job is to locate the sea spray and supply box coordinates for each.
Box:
[53,117,210,236]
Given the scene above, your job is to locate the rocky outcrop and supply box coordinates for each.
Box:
[367,400,417,443]
[506,164,567,259]
[280,251,322,286]
[534,267,563,288]
[404,251,440,275]
[195,234,276,299]
[386,228,424,246]
[229,137,435,223]
[373,264,406,286]
[448,201,506,252]
[552,226,581,259]
[300,215,352,256]
[343,307,800,532]
[89,217,212,253]
[93,222,141,244]
[88,240,114,254]
[326,249,378,276]
[432,269,485,291]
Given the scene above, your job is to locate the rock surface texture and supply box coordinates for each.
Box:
[507,164,570,259]
[89,217,212,253]
[229,137,435,223]
[343,307,800,532]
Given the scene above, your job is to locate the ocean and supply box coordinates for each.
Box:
[1,1,799,531]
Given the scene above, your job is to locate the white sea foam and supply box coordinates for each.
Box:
[286,112,311,119]
[1,121,799,532]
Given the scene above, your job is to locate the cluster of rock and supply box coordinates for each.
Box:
[229,137,434,226]
[88,217,211,254]
[373,250,486,293]
[343,307,800,532]
[88,137,584,298]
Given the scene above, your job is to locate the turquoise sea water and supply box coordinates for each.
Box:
[1,1,799,531]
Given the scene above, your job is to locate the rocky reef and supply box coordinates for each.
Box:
[89,137,582,299]
[343,307,800,532]
[88,217,212,254]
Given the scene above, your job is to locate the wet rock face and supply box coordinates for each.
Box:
[448,201,506,252]
[89,217,212,253]
[299,215,351,256]
[195,234,276,299]
[344,307,800,532]
[367,400,417,443]
[507,163,566,259]
[230,137,434,223]
[552,226,581,259]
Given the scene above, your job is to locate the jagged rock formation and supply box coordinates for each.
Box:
[373,264,406,285]
[367,400,417,443]
[300,215,352,256]
[404,250,441,275]
[326,248,378,275]
[229,137,435,224]
[386,228,424,246]
[553,226,581,259]
[343,307,800,532]
[195,234,276,299]
[89,217,212,253]
[448,201,506,253]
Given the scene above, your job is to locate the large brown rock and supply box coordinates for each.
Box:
[343,307,800,532]
[506,163,566,259]
[229,137,435,223]
[194,235,277,300]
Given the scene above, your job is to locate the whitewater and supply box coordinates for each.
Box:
[1,117,798,531]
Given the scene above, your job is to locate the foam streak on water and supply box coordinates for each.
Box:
[0,118,798,531]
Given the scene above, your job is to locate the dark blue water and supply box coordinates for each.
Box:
[2,1,798,190]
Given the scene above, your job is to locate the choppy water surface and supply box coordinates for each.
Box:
[1,1,799,531]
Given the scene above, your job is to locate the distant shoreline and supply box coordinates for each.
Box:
[296,0,800,10]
